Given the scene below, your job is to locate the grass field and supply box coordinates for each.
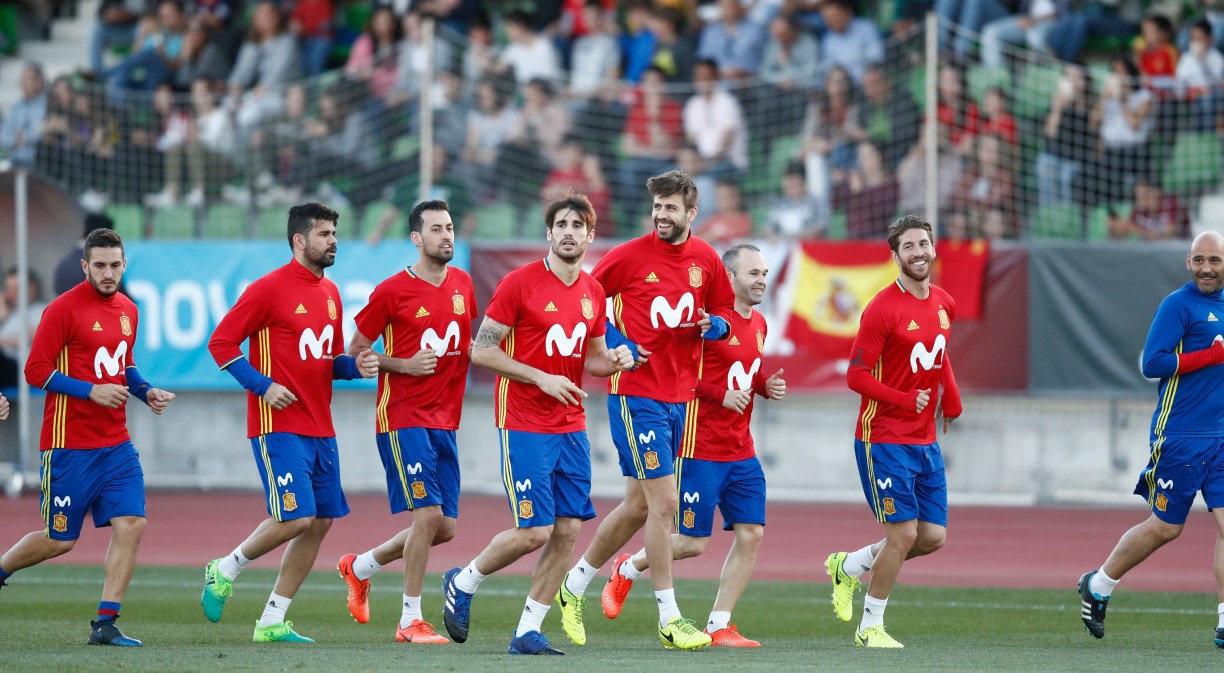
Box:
[1,564,1220,672]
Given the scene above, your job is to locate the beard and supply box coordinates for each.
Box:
[901,256,932,282]
[305,243,337,269]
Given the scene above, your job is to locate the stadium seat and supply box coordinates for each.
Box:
[151,205,197,239]
[1014,64,1061,120]
[908,68,926,110]
[827,210,848,240]
[1087,203,1131,240]
[767,134,803,192]
[1162,132,1222,196]
[361,200,399,237]
[106,203,145,241]
[203,204,250,239]
[1028,203,1083,239]
[258,206,288,239]
[471,202,517,240]
[967,65,1012,106]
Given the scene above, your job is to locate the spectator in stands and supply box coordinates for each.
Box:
[0,268,46,389]
[1093,55,1154,205]
[699,178,754,245]
[370,144,474,244]
[497,78,571,212]
[769,160,828,239]
[1107,180,1190,239]
[1177,18,1224,131]
[1045,1,1139,63]
[227,1,302,134]
[290,0,334,77]
[621,0,656,83]
[647,5,695,83]
[697,0,768,79]
[855,64,920,171]
[979,0,1068,69]
[618,66,684,208]
[0,63,46,168]
[457,78,521,202]
[106,0,189,95]
[89,0,150,76]
[53,213,117,296]
[146,78,237,209]
[832,142,899,240]
[418,0,483,35]
[949,132,1017,239]
[819,0,883,84]
[391,9,455,105]
[461,12,497,96]
[936,0,1011,59]
[896,121,965,218]
[293,81,379,207]
[1037,64,1096,207]
[173,19,231,89]
[802,65,863,194]
[239,82,309,205]
[936,62,979,157]
[432,68,472,154]
[980,87,1017,144]
[684,59,748,179]
[755,14,818,139]
[540,136,611,228]
[494,11,560,85]
[190,0,239,59]
[676,143,718,222]
[1134,14,1179,81]
[569,0,621,102]
[72,89,120,209]
[345,6,403,102]
[34,75,73,181]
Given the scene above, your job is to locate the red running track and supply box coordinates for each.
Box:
[0,492,1216,593]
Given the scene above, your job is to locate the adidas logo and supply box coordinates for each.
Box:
[415,306,430,318]
[1210,312,1218,322]
[295,304,307,314]
[545,302,558,312]
[907,320,919,331]
[645,272,659,283]
[728,336,740,346]
[92,322,103,331]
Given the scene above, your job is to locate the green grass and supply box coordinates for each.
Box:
[2,565,1221,671]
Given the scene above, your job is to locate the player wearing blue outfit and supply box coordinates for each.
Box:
[1079,231,1224,647]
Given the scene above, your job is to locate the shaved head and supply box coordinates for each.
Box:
[1191,230,1224,251]
[1187,230,1224,294]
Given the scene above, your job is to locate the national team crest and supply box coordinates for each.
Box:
[412,481,427,499]
[644,451,660,470]
[882,498,896,516]
[682,509,695,529]
[581,298,595,320]
[688,267,702,288]
[452,294,466,315]
[282,492,298,512]
[120,315,132,336]
[1155,493,1168,512]
[52,513,67,533]
[938,309,950,330]
[518,499,534,519]
[756,331,764,354]
[327,299,338,320]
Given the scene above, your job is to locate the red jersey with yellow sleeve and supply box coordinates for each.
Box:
[484,258,606,433]
[24,282,139,450]
[592,232,736,403]
[209,259,345,438]
[353,266,477,433]
[848,280,959,445]
[684,309,768,462]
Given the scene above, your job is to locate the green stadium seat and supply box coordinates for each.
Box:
[1014,64,1061,120]
[361,200,399,237]
[258,206,288,240]
[472,202,517,240]
[908,68,926,110]
[827,210,848,240]
[1162,132,1222,196]
[151,205,196,239]
[767,135,803,194]
[203,204,250,239]
[1028,203,1082,239]
[106,203,145,241]
[967,65,1012,106]
[1088,203,1132,240]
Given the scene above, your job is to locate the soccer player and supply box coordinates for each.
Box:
[440,192,634,655]
[336,200,476,644]
[588,243,786,647]
[557,169,736,651]
[201,202,379,643]
[0,228,175,647]
[825,215,962,649]
[1078,230,1224,646]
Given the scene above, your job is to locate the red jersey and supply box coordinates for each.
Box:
[849,281,957,444]
[353,267,476,433]
[209,259,345,438]
[484,259,606,433]
[25,282,139,450]
[684,309,768,462]
[593,232,737,403]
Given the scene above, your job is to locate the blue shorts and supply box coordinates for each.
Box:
[1134,432,1224,525]
[39,441,145,541]
[854,439,947,526]
[608,395,685,480]
[251,433,350,522]
[376,428,460,518]
[674,456,767,537]
[499,429,596,528]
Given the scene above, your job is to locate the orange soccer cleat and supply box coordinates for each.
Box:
[705,624,760,647]
[337,553,371,624]
[395,619,450,644]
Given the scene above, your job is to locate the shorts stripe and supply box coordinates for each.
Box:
[864,442,885,524]
[618,396,645,479]
[40,449,53,535]
[681,399,699,459]
[500,429,519,528]
[258,435,280,521]
[673,456,685,529]
[1144,433,1166,508]
[388,430,414,510]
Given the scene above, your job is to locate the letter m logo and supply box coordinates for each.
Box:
[277,473,294,487]
[727,358,761,391]
[545,323,587,357]
[53,495,71,507]
[93,341,129,379]
[682,491,699,504]
[650,293,695,329]
[638,430,655,445]
[406,462,423,475]
[421,322,461,355]
[515,479,533,492]
[909,334,947,373]
[299,325,335,360]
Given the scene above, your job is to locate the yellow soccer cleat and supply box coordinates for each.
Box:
[854,625,903,649]
[658,617,712,650]
[826,552,861,622]
[556,578,588,645]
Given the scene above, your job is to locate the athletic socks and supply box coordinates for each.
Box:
[844,544,876,579]
[1089,568,1120,599]
[96,601,121,622]
[655,588,680,626]
[0,565,11,585]
[353,551,382,582]
[400,594,422,629]
[622,555,646,581]
[453,561,486,594]
[515,597,550,637]
[707,610,731,632]
[218,546,251,580]
[564,557,600,597]
[1218,603,1224,629]
[861,595,888,630]
[258,592,291,627]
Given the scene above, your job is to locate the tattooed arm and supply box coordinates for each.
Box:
[470,316,587,406]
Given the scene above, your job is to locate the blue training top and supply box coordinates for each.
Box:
[1142,281,1224,436]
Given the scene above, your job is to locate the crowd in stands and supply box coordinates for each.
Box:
[2,0,1224,241]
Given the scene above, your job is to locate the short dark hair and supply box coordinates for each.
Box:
[84,227,124,261]
[4,267,42,300]
[647,170,699,212]
[886,215,934,252]
[287,202,339,247]
[544,190,597,232]
[1192,17,1213,37]
[1145,14,1174,38]
[825,0,856,13]
[505,10,533,29]
[409,200,450,234]
[722,243,761,273]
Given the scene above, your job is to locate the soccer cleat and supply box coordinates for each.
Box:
[1215,627,1224,648]
[509,630,566,655]
[87,616,143,646]
[826,552,860,622]
[705,624,760,647]
[337,553,371,624]
[201,558,233,623]
[1078,571,1108,639]
[658,617,712,650]
[253,620,315,643]
[442,567,473,643]
[395,619,450,644]
[602,553,635,619]
[854,625,903,648]
[556,578,587,645]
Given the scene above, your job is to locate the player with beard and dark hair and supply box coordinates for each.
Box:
[202,202,380,643]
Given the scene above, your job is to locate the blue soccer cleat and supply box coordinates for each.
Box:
[442,567,473,643]
[87,616,143,647]
[509,630,565,655]
[1078,570,1108,639]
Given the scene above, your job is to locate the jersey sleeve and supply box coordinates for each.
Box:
[589,278,607,338]
[846,299,914,410]
[1141,295,1188,379]
[702,246,738,323]
[23,300,69,389]
[209,279,272,369]
[590,244,625,295]
[353,281,391,343]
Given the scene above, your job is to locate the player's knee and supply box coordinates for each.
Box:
[45,537,76,558]
[112,516,147,541]
[1149,518,1183,544]
[413,506,445,532]
[674,535,709,560]
[919,529,946,554]
[650,494,679,519]
[736,524,765,551]
[886,526,919,552]
[432,520,456,545]
[312,517,333,535]
[521,526,552,551]
[280,516,313,537]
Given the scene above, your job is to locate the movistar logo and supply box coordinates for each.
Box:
[545,322,587,357]
[277,473,294,487]
[406,462,423,475]
[876,478,892,490]
[909,334,946,373]
[93,341,129,379]
[421,321,461,355]
[683,491,700,504]
[299,325,334,360]
[53,496,71,507]
[650,293,695,329]
[727,357,761,391]
[515,479,532,492]
[638,430,655,445]
[1157,478,1173,489]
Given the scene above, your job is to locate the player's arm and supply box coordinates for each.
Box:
[936,353,961,433]
[845,306,927,413]
[208,283,298,407]
[24,304,129,408]
[603,320,649,367]
[331,293,376,380]
[348,328,439,377]
[698,252,737,341]
[470,316,586,405]
[1142,299,1223,376]
[754,367,786,400]
[124,365,176,415]
[584,334,634,378]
